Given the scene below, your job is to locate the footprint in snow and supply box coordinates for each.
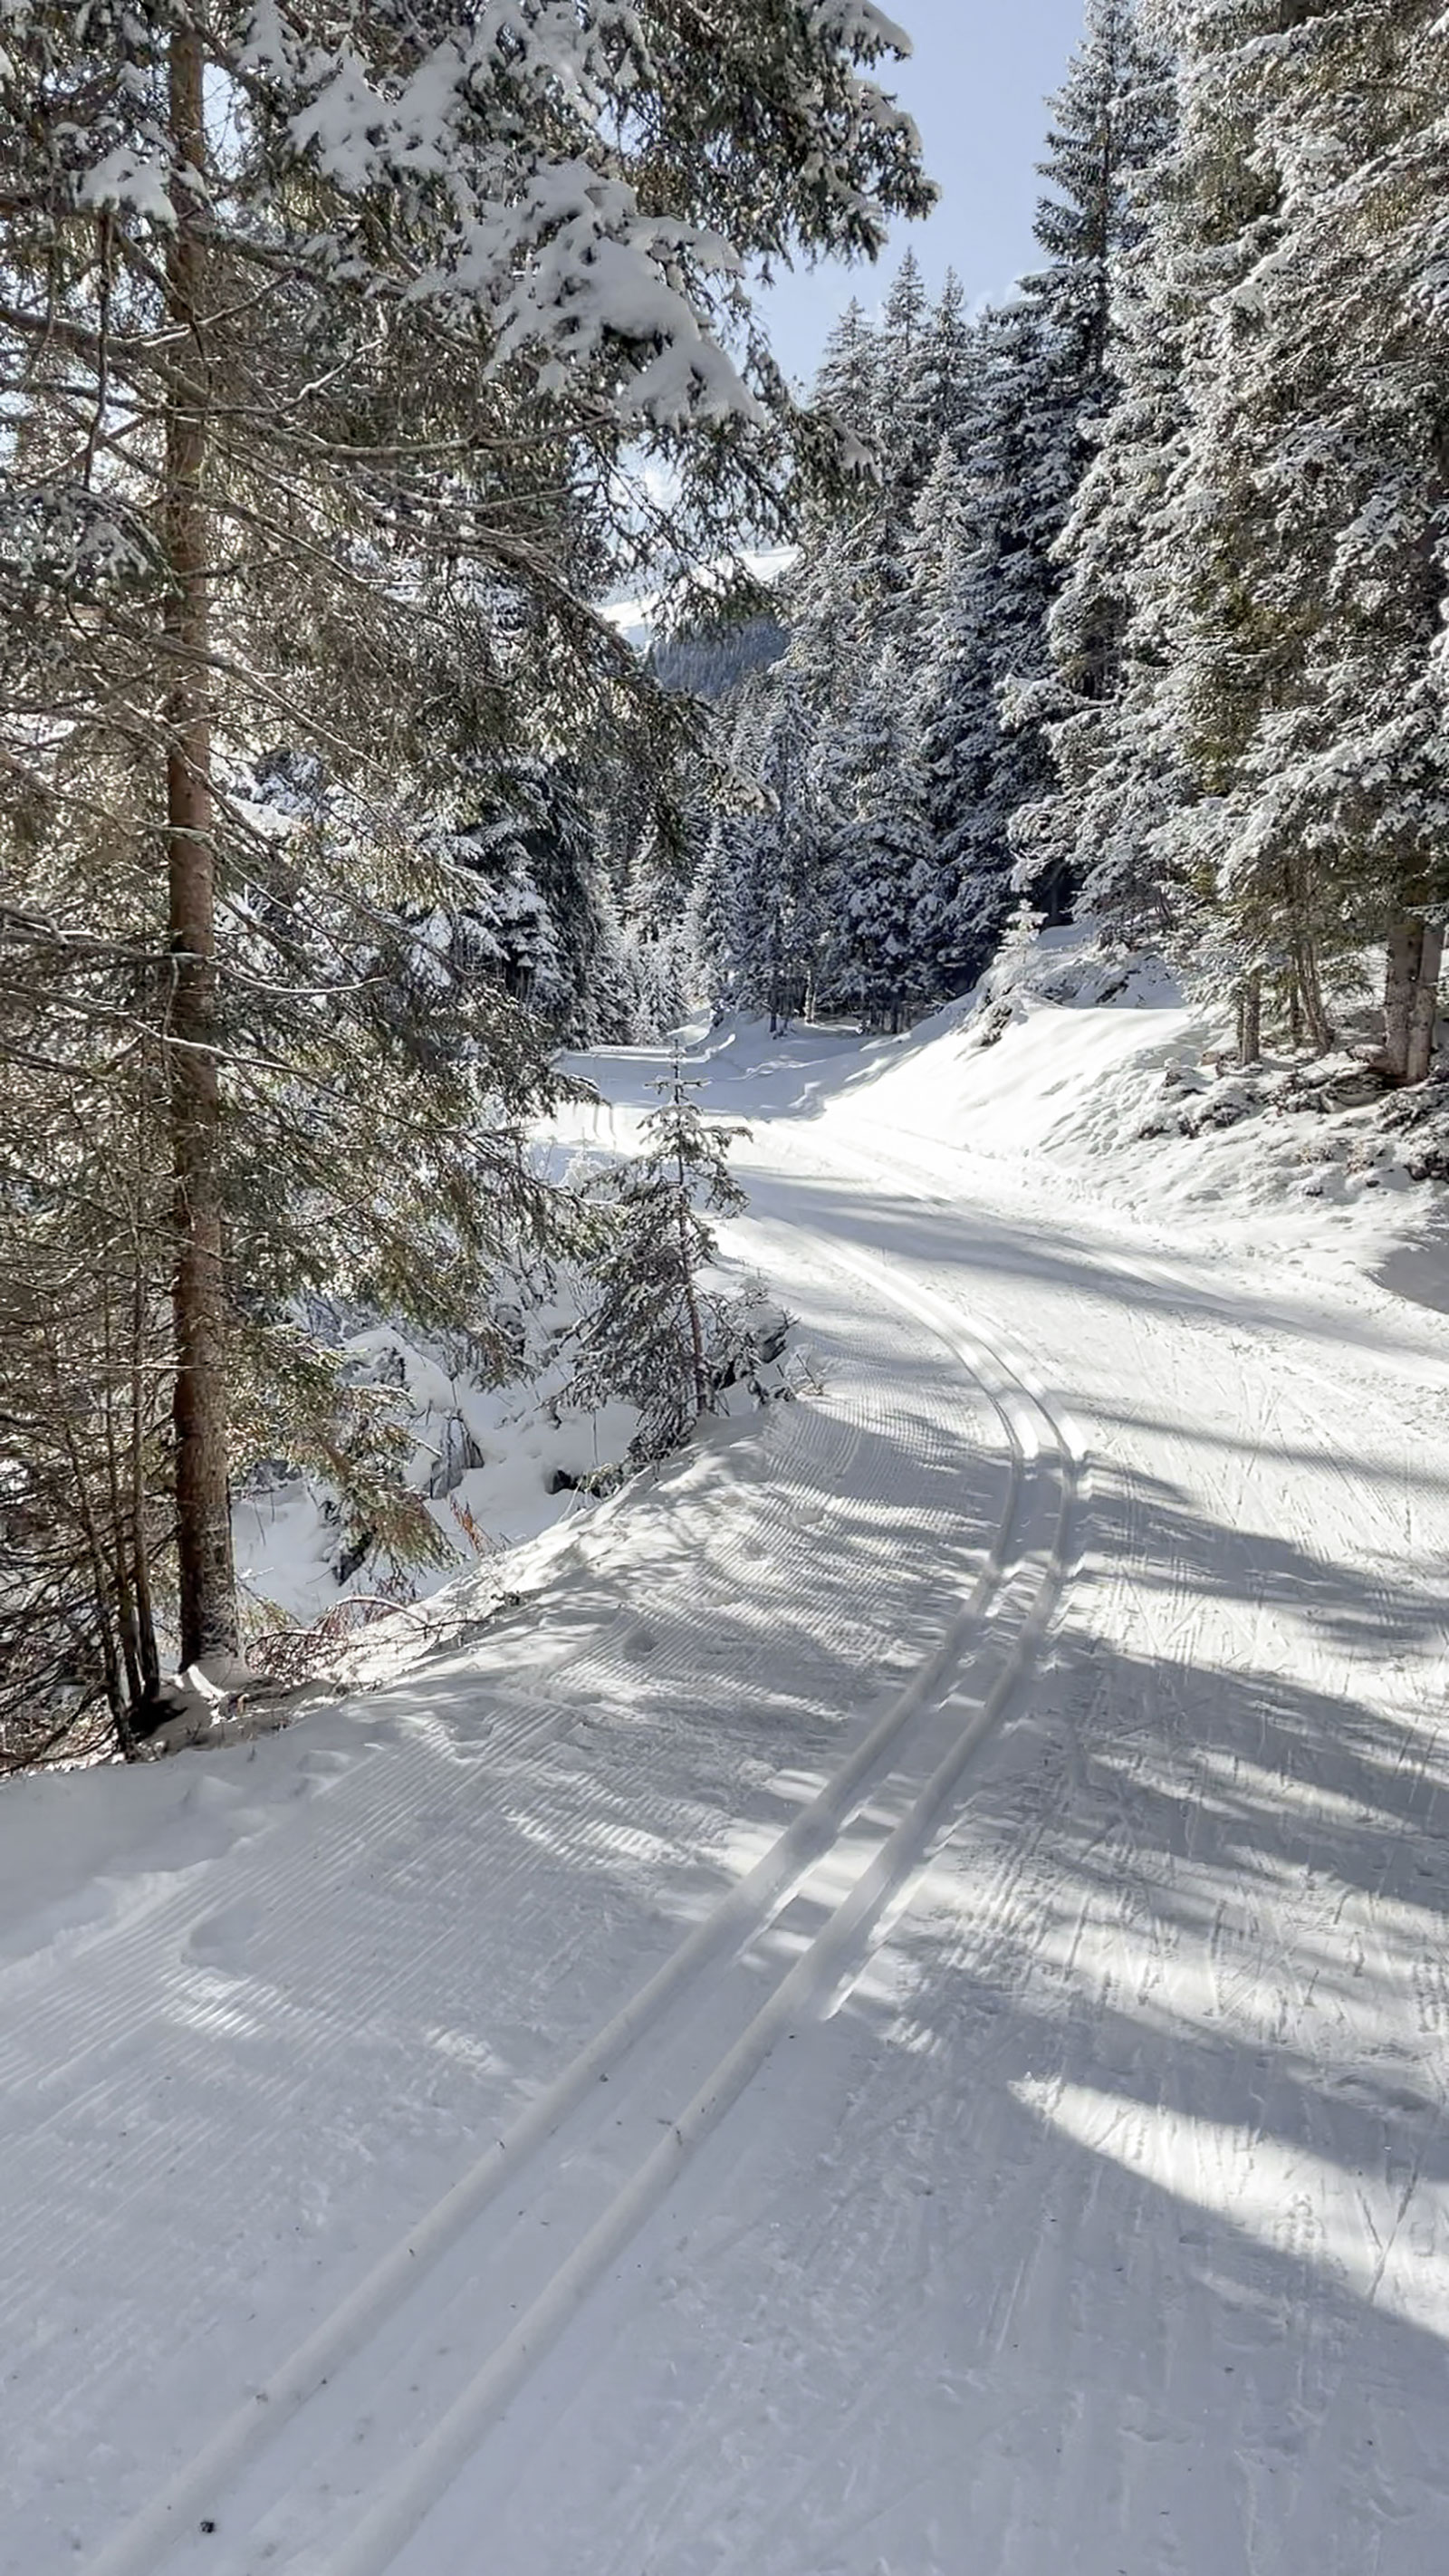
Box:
[185,1896,264,1973]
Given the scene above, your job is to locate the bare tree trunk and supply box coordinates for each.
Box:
[672,1136,709,1421]
[165,21,236,1666]
[1235,974,1261,1067]
[1292,935,1331,1056]
[1406,921,1444,1089]
[48,1338,127,1745]
[100,1269,145,1714]
[130,1256,160,1697]
[1383,919,1418,1082]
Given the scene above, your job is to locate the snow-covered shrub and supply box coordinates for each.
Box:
[567,1061,792,1471]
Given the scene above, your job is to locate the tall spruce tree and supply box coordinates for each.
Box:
[907,415,1020,991]
[1003,0,1177,920]
[1014,126,1188,947]
[1156,0,1449,1069]
[825,641,935,1031]
[0,0,930,1739]
[1041,0,1447,1073]
[724,264,988,1022]
[712,670,826,1026]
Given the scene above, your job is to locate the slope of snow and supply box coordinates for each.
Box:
[230,1235,790,1667]
[792,925,1443,1286]
[230,1302,643,1639]
[678,923,1443,1324]
[3,995,1448,2576]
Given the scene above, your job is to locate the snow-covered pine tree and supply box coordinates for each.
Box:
[906,417,1021,993]
[701,670,826,1025]
[616,796,705,1038]
[781,297,887,738]
[910,269,978,457]
[0,0,930,1735]
[849,251,938,648]
[447,803,566,1022]
[761,671,832,1029]
[1147,0,1449,1073]
[1032,0,1175,399]
[824,642,936,1031]
[693,681,770,1017]
[697,264,982,1028]
[810,296,884,472]
[1041,0,1447,1069]
[833,258,980,680]
[441,754,635,1042]
[569,1060,754,1466]
[896,293,1066,970]
[1012,111,1188,949]
[1002,0,1178,923]
[513,760,635,1043]
[782,263,971,737]
[851,5,1176,1016]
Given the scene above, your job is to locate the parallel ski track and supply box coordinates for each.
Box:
[84,1247,1082,2576]
[5,1400,897,2451]
[0,1382,865,2109]
[0,1314,925,2216]
[6,1285,962,2520]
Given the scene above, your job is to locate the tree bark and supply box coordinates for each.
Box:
[1293,934,1331,1056]
[130,1260,160,1697]
[165,20,236,1666]
[1235,974,1261,1067]
[672,1120,709,1422]
[100,1272,145,1716]
[1383,918,1418,1082]
[1406,921,1444,1089]
[49,1337,127,1743]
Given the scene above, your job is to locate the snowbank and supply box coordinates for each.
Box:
[234,1315,638,1633]
[794,925,1447,1303]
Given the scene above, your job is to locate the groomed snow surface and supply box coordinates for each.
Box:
[5,948,1449,2576]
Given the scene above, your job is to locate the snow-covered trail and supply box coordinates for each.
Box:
[5,1026,1449,2576]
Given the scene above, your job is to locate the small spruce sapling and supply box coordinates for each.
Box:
[571,1060,769,1466]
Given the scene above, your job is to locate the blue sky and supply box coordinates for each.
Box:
[756,0,1091,390]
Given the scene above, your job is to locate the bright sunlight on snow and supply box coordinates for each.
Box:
[4,980,1448,2576]
[5,4,1448,2571]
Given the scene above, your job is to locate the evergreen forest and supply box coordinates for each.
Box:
[2,0,1446,1762]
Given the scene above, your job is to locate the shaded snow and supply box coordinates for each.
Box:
[3,990,1448,2576]
[759,923,1445,1295]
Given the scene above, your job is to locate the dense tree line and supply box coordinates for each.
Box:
[700,0,1448,1076]
[5,0,1445,1766]
[700,0,1170,1026]
[0,0,930,1760]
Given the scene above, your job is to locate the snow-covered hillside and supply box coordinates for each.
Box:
[801,925,1449,1297]
[236,927,1449,1673]
[3,990,1448,2576]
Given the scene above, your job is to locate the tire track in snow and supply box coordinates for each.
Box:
[82,1254,1081,2576]
[3,1363,914,2462]
[0,1328,866,2037]
[293,1265,1080,2576]
[0,1359,878,2191]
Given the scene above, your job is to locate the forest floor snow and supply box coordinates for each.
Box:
[4,973,1449,2576]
